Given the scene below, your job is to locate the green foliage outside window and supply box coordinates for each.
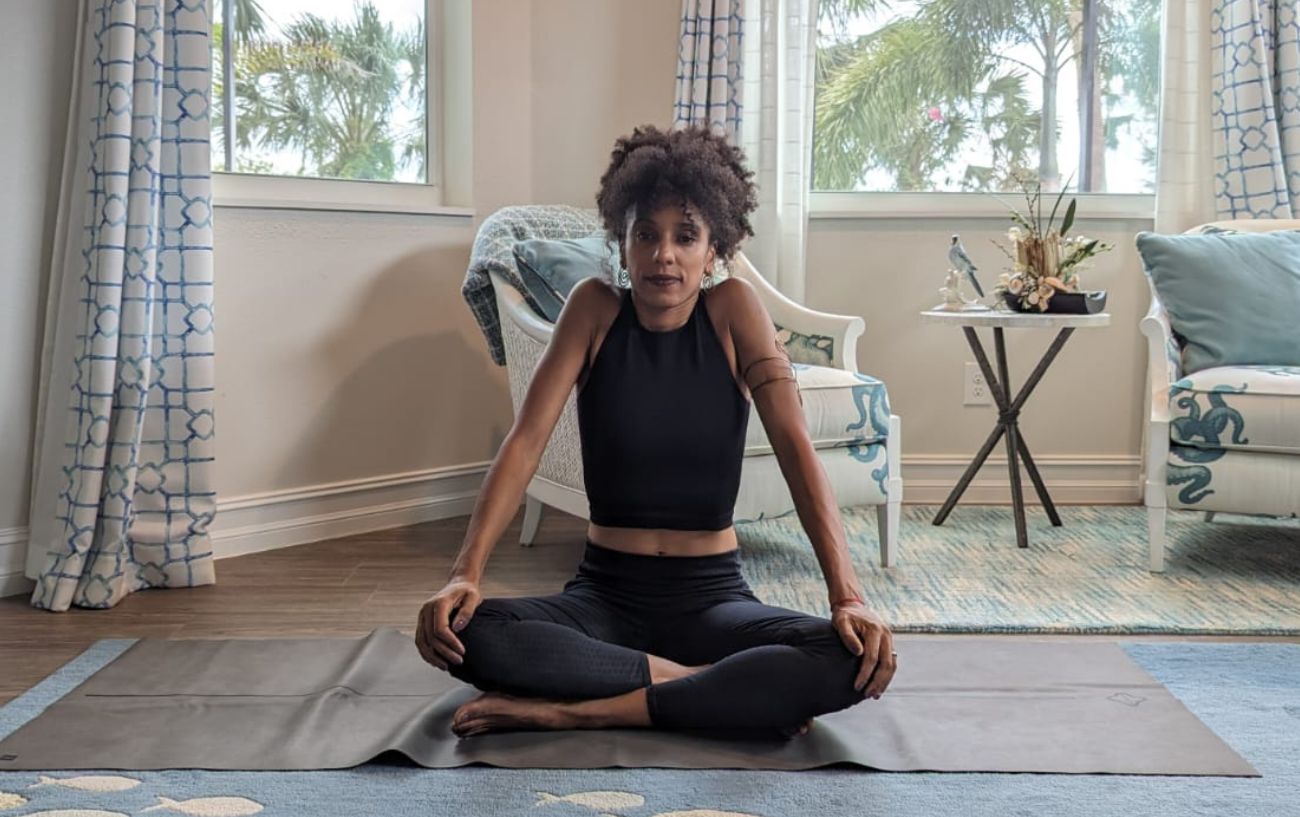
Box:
[212,0,426,183]
[813,0,1160,194]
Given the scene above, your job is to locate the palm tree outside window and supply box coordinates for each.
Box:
[813,0,1160,195]
[211,0,428,184]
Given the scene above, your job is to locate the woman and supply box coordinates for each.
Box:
[415,124,896,739]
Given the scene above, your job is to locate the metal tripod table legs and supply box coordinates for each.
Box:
[932,326,1076,548]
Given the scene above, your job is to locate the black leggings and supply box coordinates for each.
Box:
[446,539,866,733]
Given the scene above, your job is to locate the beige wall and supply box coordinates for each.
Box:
[0,1,77,541]
[530,1,682,206]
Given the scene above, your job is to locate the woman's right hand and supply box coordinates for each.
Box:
[414,577,482,671]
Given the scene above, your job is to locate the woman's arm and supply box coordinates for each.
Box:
[716,277,864,607]
[449,277,610,582]
[720,277,896,698]
[418,281,606,670]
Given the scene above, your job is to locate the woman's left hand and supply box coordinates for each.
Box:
[830,600,896,699]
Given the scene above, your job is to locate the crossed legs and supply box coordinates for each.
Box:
[444,591,865,737]
[444,592,688,736]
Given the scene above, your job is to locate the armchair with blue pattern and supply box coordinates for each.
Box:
[1140,218,1300,572]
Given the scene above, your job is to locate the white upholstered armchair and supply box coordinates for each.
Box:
[1140,218,1300,572]
[481,207,903,567]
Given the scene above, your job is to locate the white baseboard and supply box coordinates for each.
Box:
[898,454,1142,505]
[0,527,31,599]
[210,461,495,560]
[0,461,500,599]
[1,453,1143,598]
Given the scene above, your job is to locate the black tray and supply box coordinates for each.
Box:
[1004,289,1108,314]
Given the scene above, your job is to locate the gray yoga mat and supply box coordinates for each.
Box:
[0,626,1258,775]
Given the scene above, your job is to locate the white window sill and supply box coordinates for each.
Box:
[211,173,474,217]
[809,191,1155,221]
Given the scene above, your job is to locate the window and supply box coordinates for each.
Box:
[210,0,472,214]
[213,0,426,181]
[812,0,1160,197]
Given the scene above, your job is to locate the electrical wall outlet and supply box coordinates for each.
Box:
[963,362,993,406]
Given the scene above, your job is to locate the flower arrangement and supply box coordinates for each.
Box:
[990,169,1113,312]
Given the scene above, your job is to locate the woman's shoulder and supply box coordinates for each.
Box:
[567,278,625,363]
[567,276,624,319]
[571,275,624,307]
[704,275,755,304]
[703,276,760,327]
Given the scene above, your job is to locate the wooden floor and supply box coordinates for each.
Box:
[3,507,1296,706]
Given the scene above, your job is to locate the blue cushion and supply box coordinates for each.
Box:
[512,235,621,322]
[1134,230,1300,374]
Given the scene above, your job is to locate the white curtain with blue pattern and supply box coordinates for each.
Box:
[1211,0,1299,218]
[25,0,217,611]
[672,0,745,143]
[1157,0,1300,230]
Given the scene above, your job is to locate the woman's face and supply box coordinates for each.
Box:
[620,199,717,303]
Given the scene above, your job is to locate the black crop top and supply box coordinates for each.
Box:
[575,288,750,530]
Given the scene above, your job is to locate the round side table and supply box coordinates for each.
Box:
[919,308,1111,549]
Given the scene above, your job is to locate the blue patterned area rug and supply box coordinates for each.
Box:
[0,639,1296,816]
[735,504,1300,635]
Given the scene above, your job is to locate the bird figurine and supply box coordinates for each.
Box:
[948,234,985,298]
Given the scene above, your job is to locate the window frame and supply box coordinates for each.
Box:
[210,0,473,217]
[808,191,1155,220]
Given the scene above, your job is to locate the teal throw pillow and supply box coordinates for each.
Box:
[512,235,622,322]
[1134,229,1300,374]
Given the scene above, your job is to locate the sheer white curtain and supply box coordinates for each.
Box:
[1154,0,1218,233]
[738,0,818,303]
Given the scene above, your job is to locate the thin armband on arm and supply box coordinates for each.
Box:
[743,337,803,406]
[749,373,803,406]
[742,353,789,382]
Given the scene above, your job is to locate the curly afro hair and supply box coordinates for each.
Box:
[595,124,758,263]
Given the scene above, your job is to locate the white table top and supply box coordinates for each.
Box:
[919,308,1111,328]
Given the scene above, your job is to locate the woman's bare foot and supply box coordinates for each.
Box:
[451,692,573,736]
[450,657,719,738]
[452,686,653,736]
[450,688,810,739]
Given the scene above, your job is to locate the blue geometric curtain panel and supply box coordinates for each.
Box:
[672,0,745,144]
[1210,0,1300,218]
[27,0,217,611]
